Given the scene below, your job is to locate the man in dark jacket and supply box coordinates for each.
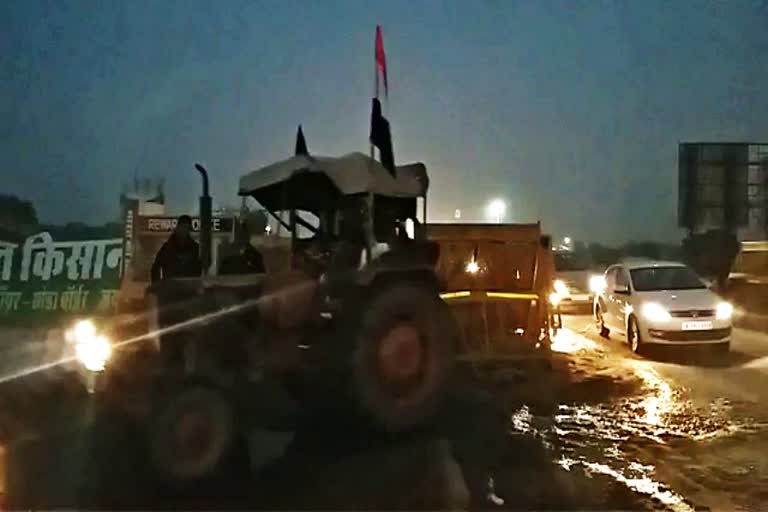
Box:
[150,215,201,367]
[151,215,202,282]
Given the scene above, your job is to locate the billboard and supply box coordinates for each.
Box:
[0,233,122,321]
[0,210,242,322]
[678,143,768,234]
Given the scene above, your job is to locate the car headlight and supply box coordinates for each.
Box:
[589,275,607,293]
[65,319,112,372]
[716,302,733,320]
[554,279,569,296]
[642,302,671,322]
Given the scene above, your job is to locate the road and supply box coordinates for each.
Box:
[539,314,768,511]
[1,319,768,510]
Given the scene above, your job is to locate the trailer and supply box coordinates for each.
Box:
[427,223,556,366]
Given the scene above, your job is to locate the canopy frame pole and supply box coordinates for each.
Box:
[277,180,287,237]
[265,208,290,232]
[365,192,374,263]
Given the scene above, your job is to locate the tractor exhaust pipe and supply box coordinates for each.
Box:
[194,163,212,275]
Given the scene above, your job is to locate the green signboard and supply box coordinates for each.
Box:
[0,232,123,322]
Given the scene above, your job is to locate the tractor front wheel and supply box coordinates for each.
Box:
[148,381,245,485]
[352,285,456,431]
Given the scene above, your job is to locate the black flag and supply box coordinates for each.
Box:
[295,125,309,156]
[369,98,395,175]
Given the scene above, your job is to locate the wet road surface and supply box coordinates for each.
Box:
[2,319,768,510]
[539,315,768,511]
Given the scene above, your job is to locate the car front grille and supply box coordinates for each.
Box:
[669,309,716,318]
[649,327,731,342]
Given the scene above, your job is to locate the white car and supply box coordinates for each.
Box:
[593,260,732,354]
[553,251,601,312]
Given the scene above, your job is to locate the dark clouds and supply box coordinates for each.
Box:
[2,0,768,243]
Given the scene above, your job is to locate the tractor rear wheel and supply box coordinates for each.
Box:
[352,284,456,431]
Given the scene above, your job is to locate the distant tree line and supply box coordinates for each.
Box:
[0,194,122,242]
[0,194,38,241]
[682,229,739,288]
[572,240,683,268]
[572,231,740,289]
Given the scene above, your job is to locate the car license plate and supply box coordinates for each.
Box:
[682,320,713,331]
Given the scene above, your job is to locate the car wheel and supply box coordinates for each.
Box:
[353,284,456,431]
[627,316,642,354]
[595,305,609,339]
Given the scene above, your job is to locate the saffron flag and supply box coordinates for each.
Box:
[375,25,388,99]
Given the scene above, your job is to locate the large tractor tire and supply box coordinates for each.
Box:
[352,284,456,431]
[148,382,245,484]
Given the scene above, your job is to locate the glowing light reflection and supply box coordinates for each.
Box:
[550,328,598,354]
[511,326,765,511]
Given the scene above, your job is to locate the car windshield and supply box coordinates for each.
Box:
[630,266,706,291]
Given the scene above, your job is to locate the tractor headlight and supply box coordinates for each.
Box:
[716,302,733,320]
[66,319,112,372]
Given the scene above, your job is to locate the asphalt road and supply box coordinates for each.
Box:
[2,319,768,510]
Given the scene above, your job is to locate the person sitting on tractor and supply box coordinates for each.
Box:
[332,201,368,271]
[220,220,266,275]
[150,214,202,282]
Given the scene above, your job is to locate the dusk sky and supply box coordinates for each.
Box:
[3,0,768,243]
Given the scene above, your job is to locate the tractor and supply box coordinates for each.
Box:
[73,152,456,484]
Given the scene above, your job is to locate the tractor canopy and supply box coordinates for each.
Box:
[238,152,428,213]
